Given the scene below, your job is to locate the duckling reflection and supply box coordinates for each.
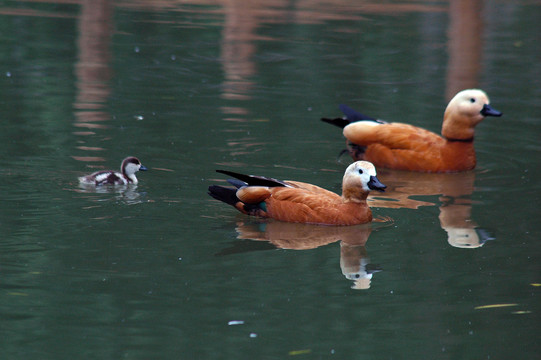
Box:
[76,183,147,205]
[232,220,383,290]
[368,169,494,248]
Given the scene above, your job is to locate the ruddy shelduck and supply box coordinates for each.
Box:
[208,161,386,226]
[321,89,502,172]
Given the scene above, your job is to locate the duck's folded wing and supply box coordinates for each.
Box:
[269,187,338,209]
[344,122,444,150]
[267,188,364,225]
[236,186,273,204]
[284,180,341,199]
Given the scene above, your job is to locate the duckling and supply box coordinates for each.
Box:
[78,156,147,185]
[322,89,502,172]
[208,161,386,226]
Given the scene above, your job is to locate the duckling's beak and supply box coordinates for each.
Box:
[368,176,386,192]
[139,165,148,171]
[480,104,502,117]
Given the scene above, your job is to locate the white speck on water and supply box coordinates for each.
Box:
[228,320,244,326]
[134,46,140,53]
[6,71,11,77]
[249,333,257,338]
[134,115,144,121]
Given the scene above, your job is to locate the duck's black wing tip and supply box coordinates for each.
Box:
[339,104,377,122]
[215,170,288,187]
[321,117,350,129]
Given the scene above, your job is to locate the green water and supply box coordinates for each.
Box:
[0,1,539,359]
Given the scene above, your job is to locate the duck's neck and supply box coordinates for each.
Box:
[126,174,138,184]
[445,136,474,143]
[442,116,474,140]
[341,186,369,203]
[441,107,484,140]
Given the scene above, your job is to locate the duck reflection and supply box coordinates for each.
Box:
[368,169,494,248]
[222,220,384,290]
[76,183,147,205]
[340,241,382,290]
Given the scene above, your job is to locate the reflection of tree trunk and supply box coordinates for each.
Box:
[74,0,113,126]
[73,0,113,163]
[446,0,482,100]
[221,0,256,100]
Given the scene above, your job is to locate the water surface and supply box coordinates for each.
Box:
[0,0,539,359]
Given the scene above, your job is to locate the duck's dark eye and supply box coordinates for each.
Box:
[469,98,476,103]
[358,169,363,175]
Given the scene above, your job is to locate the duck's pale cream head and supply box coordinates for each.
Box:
[442,89,502,140]
[342,161,386,201]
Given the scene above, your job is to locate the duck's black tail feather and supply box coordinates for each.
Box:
[208,185,239,206]
[321,117,351,129]
[208,184,264,215]
[215,170,287,188]
[321,104,382,129]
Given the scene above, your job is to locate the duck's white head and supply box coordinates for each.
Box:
[342,161,386,201]
[121,157,147,182]
[442,89,502,140]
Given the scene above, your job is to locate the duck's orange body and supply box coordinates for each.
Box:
[346,122,476,172]
[322,89,502,173]
[208,161,386,226]
[254,184,372,225]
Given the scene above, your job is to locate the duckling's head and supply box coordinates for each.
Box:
[342,161,386,202]
[121,157,148,177]
[442,89,502,140]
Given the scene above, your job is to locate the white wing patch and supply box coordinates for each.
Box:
[356,120,382,127]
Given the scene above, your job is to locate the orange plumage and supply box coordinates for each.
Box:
[322,89,502,172]
[208,161,386,226]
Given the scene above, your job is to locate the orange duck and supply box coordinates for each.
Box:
[321,89,502,173]
[208,161,386,226]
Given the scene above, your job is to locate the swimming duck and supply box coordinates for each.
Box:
[321,89,502,172]
[78,156,147,185]
[208,161,386,226]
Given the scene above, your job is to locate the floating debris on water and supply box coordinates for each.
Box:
[228,320,244,326]
[288,349,312,356]
[474,303,518,310]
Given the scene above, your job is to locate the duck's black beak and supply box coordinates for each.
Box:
[368,176,386,192]
[481,104,502,117]
[140,165,148,171]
